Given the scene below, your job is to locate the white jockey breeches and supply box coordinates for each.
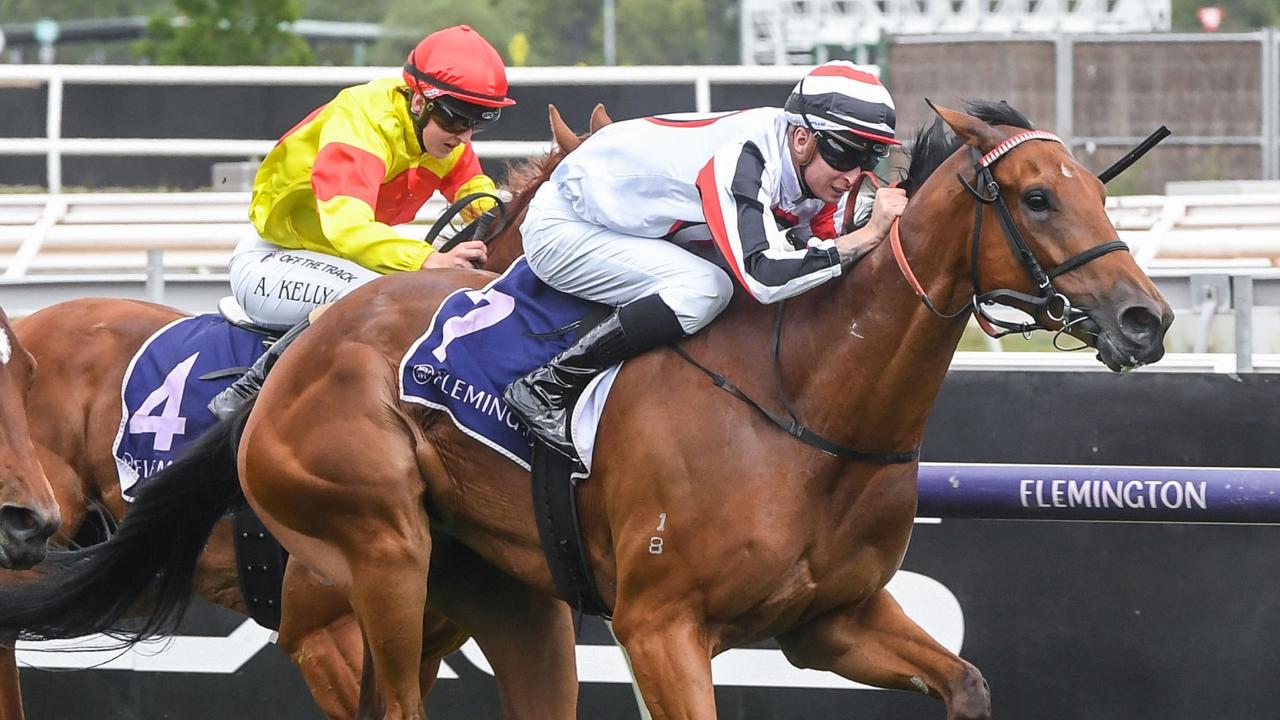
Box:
[228,234,382,331]
[520,182,733,334]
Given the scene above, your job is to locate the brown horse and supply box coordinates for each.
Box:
[0,308,60,571]
[6,298,426,719]
[0,306,61,720]
[231,100,1171,718]
[0,100,1173,719]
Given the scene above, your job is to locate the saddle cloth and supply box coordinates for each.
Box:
[399,257,620,471]
[112,314,269,499]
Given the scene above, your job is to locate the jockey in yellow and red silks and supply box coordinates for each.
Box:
[209,25,515,420]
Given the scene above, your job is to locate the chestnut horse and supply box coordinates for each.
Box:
[0,100,1173,719]
[0,307,60,570]
[0,306,61,720]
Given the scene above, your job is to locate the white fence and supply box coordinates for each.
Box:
[3,188,1280,372]
[0,64,814,194]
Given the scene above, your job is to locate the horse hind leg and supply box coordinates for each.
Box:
[277,561,365,718]
[240,391,434,717]
[425,545,578,720]
[777,587,991,720]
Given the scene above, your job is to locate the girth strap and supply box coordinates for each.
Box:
[231,504,289,631]
[671,303,920,465]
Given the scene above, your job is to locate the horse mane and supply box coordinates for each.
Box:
[900,99,1036,196]
[502,147,569,221]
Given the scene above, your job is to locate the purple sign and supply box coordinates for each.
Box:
[916,463,1280,523]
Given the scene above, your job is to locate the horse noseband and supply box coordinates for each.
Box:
[960,131,1129,338]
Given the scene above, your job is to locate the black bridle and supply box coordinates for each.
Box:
[890,130,1128,340]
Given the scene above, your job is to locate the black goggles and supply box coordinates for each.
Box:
[815,130,888,172]
[429,98,501,135]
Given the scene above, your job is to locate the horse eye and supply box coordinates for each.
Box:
[1024,190,1051,213]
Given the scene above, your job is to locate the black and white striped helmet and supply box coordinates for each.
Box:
[784,61,900,149]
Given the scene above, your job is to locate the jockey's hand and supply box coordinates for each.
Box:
[834,188,907,267]
[865,187,908,240]
[422,240,488,270]
[460,194,497,225]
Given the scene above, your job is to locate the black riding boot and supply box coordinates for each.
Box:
[504,295,686,458]
[207,318,311,420]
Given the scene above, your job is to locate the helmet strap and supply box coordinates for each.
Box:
[404,88,431,154]
[791,126,818,199]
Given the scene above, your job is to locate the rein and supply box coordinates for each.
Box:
[890,130,1129,339]
[672,300,920,465]
[423,191,509,252]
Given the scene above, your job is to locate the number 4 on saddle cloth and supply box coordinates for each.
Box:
[113,313,271,497]
[398,256,615,472]
[112,311,291,628]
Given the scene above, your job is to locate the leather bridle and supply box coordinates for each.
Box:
[888,130,1129,339]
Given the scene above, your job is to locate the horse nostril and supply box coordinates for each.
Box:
[0,504,56,542]
[1118,305,1163,347]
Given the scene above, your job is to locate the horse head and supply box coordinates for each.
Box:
[908,101,1173,371]
[0,309,60,568]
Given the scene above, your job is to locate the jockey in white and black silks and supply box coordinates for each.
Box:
[505,61,910,458]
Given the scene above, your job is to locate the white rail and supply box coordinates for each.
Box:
[0,64,813,193]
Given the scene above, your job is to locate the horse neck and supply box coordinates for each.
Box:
[772,153,980,454]
[482,204,530,274]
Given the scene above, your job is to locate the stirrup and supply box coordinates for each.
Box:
[207,375,260,420]
[505,381,578,459]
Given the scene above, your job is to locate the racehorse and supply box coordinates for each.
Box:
[5,298,473,719]
[0,99,1173,719]
[0,307,60,571]
[0,305,61,720]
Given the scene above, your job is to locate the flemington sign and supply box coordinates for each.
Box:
[917,463,1280,523]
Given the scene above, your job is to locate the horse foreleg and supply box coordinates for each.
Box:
[426,548,578,720]
[611,608,717,720]
[777,587,990,720]
[0,642,23,720]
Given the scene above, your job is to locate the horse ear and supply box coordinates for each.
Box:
[926,99,1003,154]
[589,103,613,133]
[549,104,582,153]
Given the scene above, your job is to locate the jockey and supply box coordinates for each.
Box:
[209,25,515,420]
[504,61,908,458]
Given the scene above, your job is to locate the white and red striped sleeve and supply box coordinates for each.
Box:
[696,140,842,304]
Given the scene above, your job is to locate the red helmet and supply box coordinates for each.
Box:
[403,25,515,108]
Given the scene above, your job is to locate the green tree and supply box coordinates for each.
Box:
[613,0,738,65]
[523,0,599,65]
[368,0,526,66]
[135,0,314,65]
[297,0,389,23]
[0,0,169,23]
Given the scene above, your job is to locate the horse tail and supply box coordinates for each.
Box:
[0,403,251,643]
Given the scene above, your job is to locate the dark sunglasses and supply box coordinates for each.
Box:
[815,131,887,173]
[429,99,500,135]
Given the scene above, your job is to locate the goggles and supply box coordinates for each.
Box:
[814,130,889,172]
[429,97,501,135]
